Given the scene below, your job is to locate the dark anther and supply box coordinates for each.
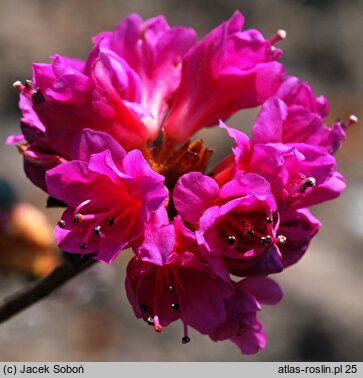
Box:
[32,88,45,104]
[265,235,272,245]
[171,303,180,312]
[168,285,175,292]
[107,217,114,226]
[260,237,267,245]
[94,226,101,237]
[299,177,316,193]
[147,316,154,325]
[266,217,273,224]
[236,332,242,337]
[246,229,254,236]
[182,336,191,344]
[57,220,66,229]
[80,242,88,250]
[304,177,316,187]
[25,80,33,89]
[140,304,148,312]
[227,235,236,246]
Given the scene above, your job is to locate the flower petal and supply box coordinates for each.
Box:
[174,172,220,224]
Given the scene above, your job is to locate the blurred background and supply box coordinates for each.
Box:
[0,0,362,361]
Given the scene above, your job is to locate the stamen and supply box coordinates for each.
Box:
[266,217,273,224]
[182,322,190,344]
[147,316,154,325]
[168,285,175,292]
[265,235,272,245]
[12,80,44,104]
[346,114,358,128]
[182,336,191,344]
[171,303,180,312]
[13,80,33,96]
[270,29,287,45]
[94,225,101,237]
[299,177,316,193]
[32,88,45,105]
[74,199,92,215]
[24,80,33,89]
[153,315,163,333]
[277,235,287,244]
[304,177,316,187]
[72,198,126,244]
[277,29,287,39]
[227,235,237,246]
[260,235,273,245]
[246,229,255,236]
[12,80,22,89]
[80,242,88,250]
[57,220,66,229]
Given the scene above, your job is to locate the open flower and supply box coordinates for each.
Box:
[209,277,282,354]
[214,120,345,211]
[254,77,356,154]
[29,53,148,155]
[127,215,282,353]
[7,78,68,191]
[163,11,284,142]
[46,129,168,263]
[93,13,197,138]
[8,15,195,192]
[126,216,233,340]
[174,172,290,277]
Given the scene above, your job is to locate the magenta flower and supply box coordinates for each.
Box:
[126,216,234,339]
[7,81,65,191]
[254,77,357,154]
[163,11,284,142]
[127,216,282,352]
[209,277,282,354]
[31,53,149,155]
[174,172,289,277]
[10,15,196,165]
[46,129,168,263]
[214,121,345,211]
[93,14,197,139]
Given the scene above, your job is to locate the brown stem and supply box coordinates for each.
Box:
[0,258,97,324]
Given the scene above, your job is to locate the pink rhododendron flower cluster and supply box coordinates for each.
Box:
[8,11,353,354]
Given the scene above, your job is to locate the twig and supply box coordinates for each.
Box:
[0,258,97,324]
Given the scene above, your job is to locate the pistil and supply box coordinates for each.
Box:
[12,80,45,104]
[269,29,287,45]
